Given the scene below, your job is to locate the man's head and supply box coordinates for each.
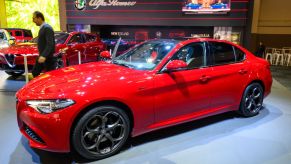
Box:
[33,11,45,26]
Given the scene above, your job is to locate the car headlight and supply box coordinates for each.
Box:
[26,99,75,114]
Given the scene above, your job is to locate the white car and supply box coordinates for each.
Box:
[0,29,15,49]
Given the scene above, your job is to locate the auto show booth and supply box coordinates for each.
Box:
[64,0,253,51]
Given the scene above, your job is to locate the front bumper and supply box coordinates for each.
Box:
[0,54,36,71]
[16,98,77,152]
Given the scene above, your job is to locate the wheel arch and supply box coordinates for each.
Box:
[247,79,265,93]
[69,100,134,149]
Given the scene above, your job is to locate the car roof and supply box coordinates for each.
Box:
[68,31,97,36]
[2,28,31,31]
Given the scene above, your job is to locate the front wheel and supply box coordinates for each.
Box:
[238,83,264,117]
[72,106,130,160]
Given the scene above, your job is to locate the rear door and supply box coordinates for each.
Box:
[206,41,249,110]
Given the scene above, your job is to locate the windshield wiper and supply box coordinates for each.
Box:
[112,60,134,68]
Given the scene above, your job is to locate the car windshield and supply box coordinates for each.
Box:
[113,40,178,70]
[0,32,5,40]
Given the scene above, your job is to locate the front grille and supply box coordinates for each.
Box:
[24,125,45,144]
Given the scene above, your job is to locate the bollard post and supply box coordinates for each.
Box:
[24,55,29,84]
[78,51,81,64]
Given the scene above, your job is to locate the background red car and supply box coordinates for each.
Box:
[3,28,33,43]
[0,31,106,76]
[16,38,272,160]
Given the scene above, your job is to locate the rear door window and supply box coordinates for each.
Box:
[209,42,235,65]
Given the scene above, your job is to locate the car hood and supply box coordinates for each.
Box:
[0,44,64,55]
[17,61,150,99]
[0,44,38,55]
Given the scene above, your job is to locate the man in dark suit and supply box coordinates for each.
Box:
[32,11,56,77]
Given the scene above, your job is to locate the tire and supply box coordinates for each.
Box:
[5,71,24,76]
[238,83,264,117]
[72,106,130,160]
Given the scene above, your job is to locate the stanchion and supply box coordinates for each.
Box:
[23,55,29,84]
[78,51,81,64]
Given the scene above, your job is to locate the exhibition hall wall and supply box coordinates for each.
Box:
[4,0,60,37]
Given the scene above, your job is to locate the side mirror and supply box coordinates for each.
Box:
[100,51,111,59]
[165,60,187,72]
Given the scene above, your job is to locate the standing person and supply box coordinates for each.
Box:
[32,11,56,77]
[255,42,266,58]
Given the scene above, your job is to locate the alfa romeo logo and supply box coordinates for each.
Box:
[75,0,86,10]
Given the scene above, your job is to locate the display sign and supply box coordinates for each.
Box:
[75,0,137,10]
[182,0,231,14]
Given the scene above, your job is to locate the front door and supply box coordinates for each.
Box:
[153,42,213,126]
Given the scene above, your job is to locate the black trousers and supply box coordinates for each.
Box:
[32,56,56,77]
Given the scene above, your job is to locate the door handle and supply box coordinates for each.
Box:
[200,75,211,83]
[238,69,248,74]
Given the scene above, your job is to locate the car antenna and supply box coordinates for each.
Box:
[112,37,121,59]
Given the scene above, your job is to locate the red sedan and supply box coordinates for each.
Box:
[16,38,272,160]
[0,32,106,76]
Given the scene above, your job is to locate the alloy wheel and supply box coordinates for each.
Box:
[80,111,127,155]
[244,85,263,113]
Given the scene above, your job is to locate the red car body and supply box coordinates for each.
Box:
[0,32,106,76]
[16,39,272,159]
[3,28,33,43]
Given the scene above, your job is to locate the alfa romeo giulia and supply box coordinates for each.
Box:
[16,38,272,160]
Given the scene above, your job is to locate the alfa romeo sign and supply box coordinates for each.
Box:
[75,0,86,10]
[75,0,137,10]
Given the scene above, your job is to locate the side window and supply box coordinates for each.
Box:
[68,34,83,44]
[15,31,22,36]
[171,42,205,69]
[234,46,245,62]
[85,34,96,43]
[210,42,235,65]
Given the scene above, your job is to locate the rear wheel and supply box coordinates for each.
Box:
[72,106,130,160]
[238,83,264,117]
[5,71,24,77]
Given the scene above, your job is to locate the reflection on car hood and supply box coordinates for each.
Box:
[0,44,38,55]
[17,61,145,99]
